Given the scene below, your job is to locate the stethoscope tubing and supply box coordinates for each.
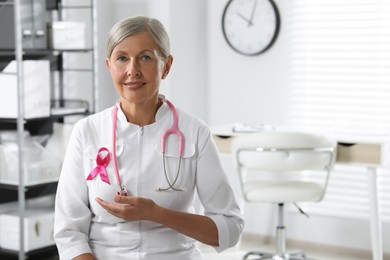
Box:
[112,106,128,196]
[161,99,184,157]
[157,156,184,192]
[111,96,185,194]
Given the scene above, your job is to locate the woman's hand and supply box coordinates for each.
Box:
[96,195,219,247]
[95,195,157,221]
[72,253,96,260]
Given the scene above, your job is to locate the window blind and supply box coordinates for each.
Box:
[285,0,390,221]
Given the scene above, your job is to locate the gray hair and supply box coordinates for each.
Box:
[106,16,171,60]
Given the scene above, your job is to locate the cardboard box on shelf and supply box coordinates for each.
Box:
[48,21,86,50]
[0,206,55,252]
[0,60,51,119]
[0,132,61,186]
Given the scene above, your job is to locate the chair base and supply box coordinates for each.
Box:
[243,250,313,260]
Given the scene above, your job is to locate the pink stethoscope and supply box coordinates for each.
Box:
[87,95,185,195]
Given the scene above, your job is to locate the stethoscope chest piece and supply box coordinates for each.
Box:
[117,186,128,196]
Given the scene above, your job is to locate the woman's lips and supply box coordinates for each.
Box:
[124,81,145,90]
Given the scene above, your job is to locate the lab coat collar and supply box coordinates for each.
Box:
[115,101,170,125]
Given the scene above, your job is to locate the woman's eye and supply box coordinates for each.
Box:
[141,55,152,61]
[117,56,127,62]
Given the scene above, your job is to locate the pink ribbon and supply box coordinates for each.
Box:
[86,147,111,184]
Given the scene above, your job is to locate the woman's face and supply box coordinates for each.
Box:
[106,31,172,106]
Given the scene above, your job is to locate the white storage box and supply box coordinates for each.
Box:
[0,60,51,119]
[0,207,55,251]
[49,21,86,50]
[0,132,62,186]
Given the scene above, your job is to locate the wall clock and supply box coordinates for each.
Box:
[222,0,280,56]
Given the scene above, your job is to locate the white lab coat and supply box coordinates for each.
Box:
[54,102,244,260]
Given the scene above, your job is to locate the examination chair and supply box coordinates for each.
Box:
[232,132,336,260]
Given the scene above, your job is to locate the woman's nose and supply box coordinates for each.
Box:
[126,59,141,77]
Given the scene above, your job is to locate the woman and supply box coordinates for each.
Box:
[54,16,243,260]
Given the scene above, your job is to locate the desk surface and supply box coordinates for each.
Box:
[210,124,390,167]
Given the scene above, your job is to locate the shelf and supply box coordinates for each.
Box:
[51,48,94,53]
[0,99,89,135]
[0,182,58,203]
[0,245,58,260]
[0,48,94,56]
[0,49,52,56]
[0,1,13,7]
[0,51,93,72]
[0,181,59,190]
[60,5,93,9]
[0,0,98,258]
[0,52,57,72]
[51,99,89,116]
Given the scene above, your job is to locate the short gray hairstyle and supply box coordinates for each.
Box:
[106,16,171,60]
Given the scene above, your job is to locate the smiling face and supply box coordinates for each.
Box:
[106,31,172,107]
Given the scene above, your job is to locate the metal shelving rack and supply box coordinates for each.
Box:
[14,1,26,259]
[0,0,98,259]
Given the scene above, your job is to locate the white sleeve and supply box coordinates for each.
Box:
[195,127,244,253]
[54,120,93,260]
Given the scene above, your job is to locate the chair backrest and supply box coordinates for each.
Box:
[232,132,336,172]
[232,132,337,203]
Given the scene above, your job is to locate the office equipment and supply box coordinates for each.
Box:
[232,132,336,259]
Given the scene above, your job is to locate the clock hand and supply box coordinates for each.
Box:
[237,12,251,24]
[248,0,258,27]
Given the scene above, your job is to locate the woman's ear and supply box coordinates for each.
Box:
[105,58,110,69]
[162,55,173,79]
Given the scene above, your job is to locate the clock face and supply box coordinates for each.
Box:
[222,0,280,56]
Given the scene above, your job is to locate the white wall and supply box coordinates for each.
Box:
[166,0,208,121]
[96,0,390,255]
[207,0,291,127]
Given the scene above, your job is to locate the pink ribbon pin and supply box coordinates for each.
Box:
[86,147,111,184]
